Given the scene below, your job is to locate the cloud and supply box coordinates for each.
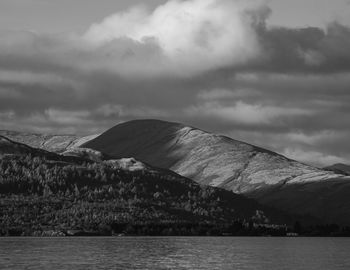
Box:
[44,108,91,125]
[0,0,350,166]
[95,104,170,119]
[0,110,15,120]
[283,148,348,167]
[186,101,312,125]
[1,1,350,79]
[0,70,69,85]
[84,0,265,76]
[197,88,261,100]
[253,22,350,73]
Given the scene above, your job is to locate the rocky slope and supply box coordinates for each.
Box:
[84,119,348,194]
[0,130,98,153]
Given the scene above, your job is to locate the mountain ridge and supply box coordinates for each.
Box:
[84,119,348,193]
[2,119,350,225]
[0,130,99,153]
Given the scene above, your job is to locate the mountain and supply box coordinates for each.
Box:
[0,135,46,157]
[0,135,294,236]
[0,135,93,165]
[324,163,350,176]
[0,135,64,159]
[84,119,350,225]
[3,120,350,225]
[0,130,98,153]
[84,119,347,193]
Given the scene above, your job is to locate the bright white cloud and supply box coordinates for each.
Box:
[84,0,265,75]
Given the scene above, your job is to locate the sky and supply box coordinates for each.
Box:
[0,0,350,167]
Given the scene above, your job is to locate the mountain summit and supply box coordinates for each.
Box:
[84,119,346,194]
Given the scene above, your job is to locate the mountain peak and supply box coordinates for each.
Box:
[85,119,348,193]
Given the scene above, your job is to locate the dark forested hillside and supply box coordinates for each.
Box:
[0,151,295,236]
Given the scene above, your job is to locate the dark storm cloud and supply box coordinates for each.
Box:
[253,22,350,73]
[0,0,350,166]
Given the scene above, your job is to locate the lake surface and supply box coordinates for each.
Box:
[0,237,349,270]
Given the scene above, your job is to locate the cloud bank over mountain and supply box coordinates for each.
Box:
[84,0,264,76]
[0,0,350,166]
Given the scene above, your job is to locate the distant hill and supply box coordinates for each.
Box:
[0,130,98,153]
[324,163,350,176]
[0,135,68,160]
[0,135,91,164]
[0,135,47,157]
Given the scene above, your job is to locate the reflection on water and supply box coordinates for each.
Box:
[0,237,350,270]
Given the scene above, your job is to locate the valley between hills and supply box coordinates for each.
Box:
[1,119,350,236]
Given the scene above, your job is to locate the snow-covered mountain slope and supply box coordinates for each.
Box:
[84,119,349,194]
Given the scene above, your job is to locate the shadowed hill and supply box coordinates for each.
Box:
[247,179,350,225]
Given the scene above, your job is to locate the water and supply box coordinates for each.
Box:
[0,237,349,270]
